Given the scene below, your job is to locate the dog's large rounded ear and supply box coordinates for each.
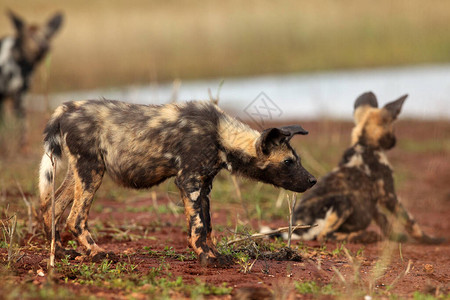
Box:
[257,128,290,155]
[45,12,64,38]
[279,125,308,142]
[383,94,408,120]
[354,92,378,124]
[7,10,25,32]
[354,92,378,110]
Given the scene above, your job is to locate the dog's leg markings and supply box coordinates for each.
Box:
[316,208,351,242]
[66,160,105,259]
[177,176,222,265]
[331,230,382,243]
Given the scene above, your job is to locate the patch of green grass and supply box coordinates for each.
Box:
[189,279,232,297]
[413,291,450,300]
[68,259,230,297]
[295,280,337,296]
[5,284,86,300]
[143,246,196,262]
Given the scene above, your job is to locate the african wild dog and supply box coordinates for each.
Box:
[39,100,316,265]
[0,10,63,122]
[292,92,444,244]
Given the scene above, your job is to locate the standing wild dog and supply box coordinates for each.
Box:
[0,10,63,128]
[292,92,443,244]
[39,100,316,265]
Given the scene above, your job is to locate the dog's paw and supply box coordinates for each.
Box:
[91,251,117,262]
[199,253,234,268]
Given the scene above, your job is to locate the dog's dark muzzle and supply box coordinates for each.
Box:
[380,134,396,150]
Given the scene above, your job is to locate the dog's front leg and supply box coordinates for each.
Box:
[176,176,230,266]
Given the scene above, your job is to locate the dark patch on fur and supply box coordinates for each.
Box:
[45,171,53,184]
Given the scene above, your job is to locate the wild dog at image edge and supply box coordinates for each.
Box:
[0,10,63,143]
[39,100,317,265]
[291,92,444,244]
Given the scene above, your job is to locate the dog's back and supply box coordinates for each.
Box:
[41,100,223,189]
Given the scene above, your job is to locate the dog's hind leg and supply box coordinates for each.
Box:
[316,205,353,242]
[41,166,78,258]
[66,158,106,260]
[330,230,382,243]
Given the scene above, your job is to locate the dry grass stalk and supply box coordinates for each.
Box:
[388,259,412,289]
[49,153,57,268]
[1,214,17,265]
[275,189,286,208]
[368,241,395,293]
[332,265,347,284]
[227,224,314,246]
[231,175,243,205]
[286,193,298,248]
[343,246,361,283]
[14,180,33,234]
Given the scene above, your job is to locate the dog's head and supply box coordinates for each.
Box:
[351,92,407,150]
[7,10,63,64]
[254,125,317,192]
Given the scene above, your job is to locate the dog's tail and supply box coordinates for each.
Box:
[39,105,66,201]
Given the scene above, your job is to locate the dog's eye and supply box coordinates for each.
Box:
[283,159,294,166]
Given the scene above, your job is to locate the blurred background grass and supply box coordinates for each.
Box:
[1,0,449,92]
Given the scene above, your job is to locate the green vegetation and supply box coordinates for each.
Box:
[0,258,232,299]
[295,280,336,296]
[0,0,449,92]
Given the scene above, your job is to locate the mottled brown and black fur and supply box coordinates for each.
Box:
[292,92,443,244]
[39,100,316,265]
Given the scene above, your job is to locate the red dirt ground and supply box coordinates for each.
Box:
[1,120,449,299]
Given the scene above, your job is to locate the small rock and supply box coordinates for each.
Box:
[423,264,434,274]
[37,269,45,277]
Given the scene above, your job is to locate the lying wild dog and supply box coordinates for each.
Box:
[39,100,317,265]
[0,10,63,143]
[292,92,443,244]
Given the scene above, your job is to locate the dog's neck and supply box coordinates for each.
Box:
[218,115,259,159]
[340,142,392,177]
[217,115,270,178]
